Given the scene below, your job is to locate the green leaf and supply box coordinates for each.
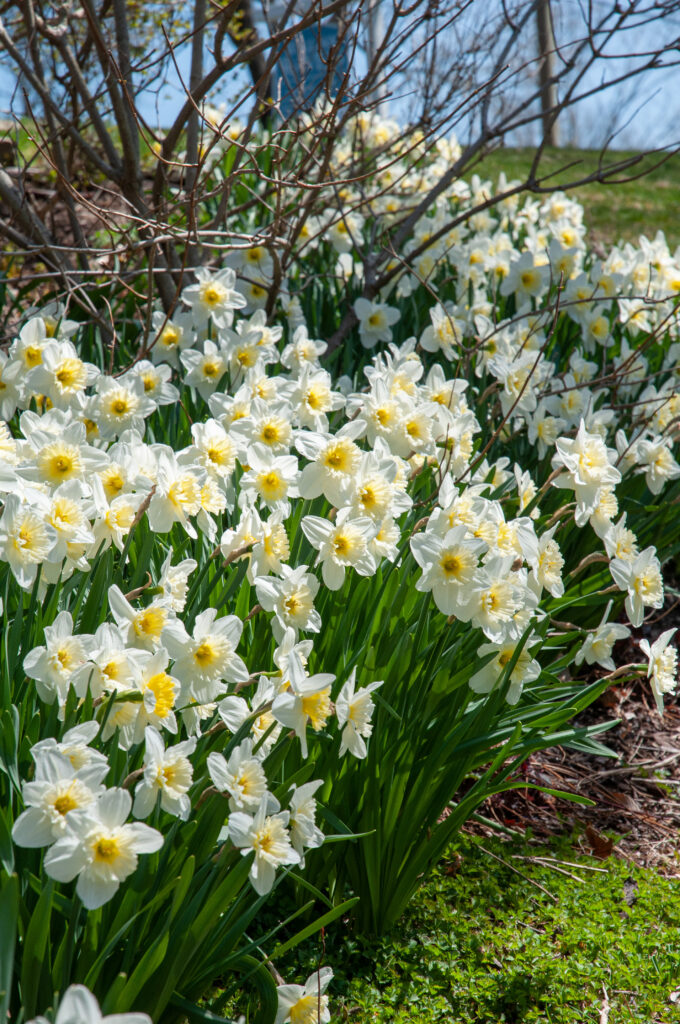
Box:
[114,932,169,1011]
[0,806,14,875]
[21,881,53,1018]
[0,874,18,1021]
[270,897,359,959]
[168,994,241,1024]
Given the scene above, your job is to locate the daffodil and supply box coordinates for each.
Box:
[335,670,383,758]
[165,608,248,699]
[12,749,107,848]
[272,670,336,757]
[133,727,196,820]
[228,796,300,895]
[275,968,333,1024]
[43,787,163,909]
[301,509,377,590]
[28,983,151,1024]
[255,565,322,641]
[609,547,664,627]
[640,628,678,713]
[24,610,90,705]
[208,739,268,812]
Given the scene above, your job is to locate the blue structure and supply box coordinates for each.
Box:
[273,19,350,119]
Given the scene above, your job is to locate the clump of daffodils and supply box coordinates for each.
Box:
[3,112,680,1015]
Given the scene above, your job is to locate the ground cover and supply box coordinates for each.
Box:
[273,830,680,1023]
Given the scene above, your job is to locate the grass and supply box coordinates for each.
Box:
[475,146,680,249]
[271,833,680,1023]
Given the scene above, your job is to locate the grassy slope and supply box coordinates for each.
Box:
[474,146,680,249]
[277,834,680,1023]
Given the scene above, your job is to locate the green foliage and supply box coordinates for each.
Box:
[279,834,680,1023]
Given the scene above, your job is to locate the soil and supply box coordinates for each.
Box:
[470,583,680,874]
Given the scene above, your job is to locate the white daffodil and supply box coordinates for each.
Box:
[122,360,178,408]
[640,628,677,713]
[150,309,194,367]
[368,516,401,563]
[71,622,145,700]
[218,676,282,756]
[575,603,630,672]
[89,478,141,555]
[107,584,183,652]
[353,297,401,348]
[255,565,322,641]
[469,556,523,642]
[93,375,156,439]
[227,796,300,895]
[238,444,299,515]
[181,266,246,328]
[296,426,364,506]
[12,749,107,848]
[601,514,639,563]
[275,968,333,1024]
[135,649,181,740]
[27,339,99,409]
[529,527,565,598]
[347,448,411,522]
[281,325,327,372]
[552,421,621,527]
[290,366,344,432]
[636,438,680,495]
[0,492,58,588]
[335,670,383,758]
[609,547,664,628]
[30,723,108,781]
[272,671,336,757]
[46,480,95,562]
[148,448,205,539]
[23,611,90,706]
[43,788,163,909]
[133,727,196,821]
[180,340,228,400]
[229,397,295,455]
[187,418,237,485]
[420,303,464,360]
[248,510,291,582]
[500,251,549,299]
[527,405,567,458]
[301,509,377,590]
[469,640,541,705]
[288,780,325,862]
[28,983,151,1024]
[157,553,198,612]
[273,628,313,686]
[100,647,180,748]
[410,525,485,618]
[207,739,268,813]
[174,607,248,691]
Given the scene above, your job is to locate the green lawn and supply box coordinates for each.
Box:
[273,834,680,1023]
[475,145,680,249]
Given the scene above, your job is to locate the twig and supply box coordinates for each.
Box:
[478,844,558,903]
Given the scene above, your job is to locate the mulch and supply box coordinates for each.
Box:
[469,588,680,874]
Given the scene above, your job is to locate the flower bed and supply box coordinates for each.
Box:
[1,116,679,1021]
